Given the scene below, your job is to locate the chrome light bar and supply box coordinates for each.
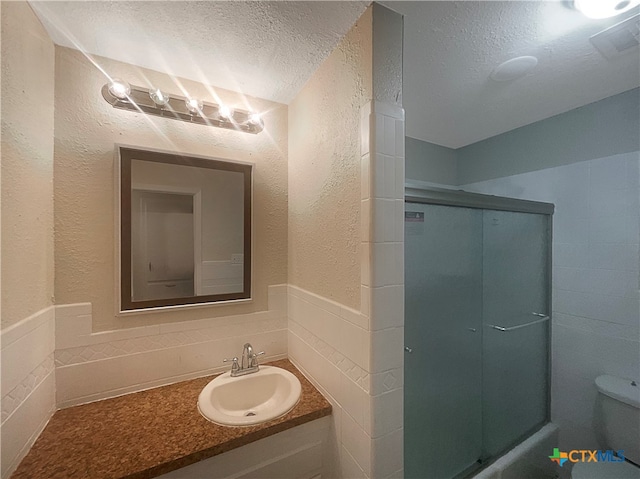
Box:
[101,83,264,134]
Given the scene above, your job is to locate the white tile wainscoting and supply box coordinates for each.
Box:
[0,286,287,479]
[3,279,406,479]
[0,306,56,479]
[288,285,404,479]
[54,284,288,408]
[287,100,406,479]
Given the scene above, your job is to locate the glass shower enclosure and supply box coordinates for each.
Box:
[404,186,553,479]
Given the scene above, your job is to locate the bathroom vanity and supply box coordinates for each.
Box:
[11,360,331,479]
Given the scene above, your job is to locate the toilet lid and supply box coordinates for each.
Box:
[572,460,640,479]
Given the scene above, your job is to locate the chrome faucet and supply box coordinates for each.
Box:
[242,343,253,369]
[224,343,265,377]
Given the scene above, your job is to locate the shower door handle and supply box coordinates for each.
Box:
[487,314,549,332]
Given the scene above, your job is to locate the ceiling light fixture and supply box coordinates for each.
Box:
[107,79,131,99]
[100,81,264,134]
[574,0,640,19]
[490,56,538,82]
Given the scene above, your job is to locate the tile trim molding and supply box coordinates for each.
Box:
[1,354,54,424]
[55,284,288,350]
[366,99,405,478]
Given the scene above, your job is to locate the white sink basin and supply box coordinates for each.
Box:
[198,366,302,426]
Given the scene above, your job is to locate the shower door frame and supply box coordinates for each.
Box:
[404,184,555,476]
[405,185,555,216]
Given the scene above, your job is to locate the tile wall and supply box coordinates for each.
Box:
[0,284,285,478]
[367,101,405,479]
[288,100,405,479]
[464,151,640,453]
[54,285,288,408]
[0,307,56,478]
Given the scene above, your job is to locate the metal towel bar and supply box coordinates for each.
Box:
[488,313,550,332]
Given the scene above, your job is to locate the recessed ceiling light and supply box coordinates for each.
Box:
[490,56,538,82]
[574,0,640,19]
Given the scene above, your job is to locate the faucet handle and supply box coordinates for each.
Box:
[223,357,240,372]
[249,351,265,367]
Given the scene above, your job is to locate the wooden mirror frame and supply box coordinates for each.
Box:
[118,147,252,312]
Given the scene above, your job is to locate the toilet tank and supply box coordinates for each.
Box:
[595,375,640,464]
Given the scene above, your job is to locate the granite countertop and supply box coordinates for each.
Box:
[11,359,331,479]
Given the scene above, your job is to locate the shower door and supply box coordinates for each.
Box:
[404,204,484,479]
[481,210,550,457]
[404,189,552,479]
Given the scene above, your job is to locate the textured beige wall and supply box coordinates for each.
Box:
[288,8,372,309]
[54,47,287,331]
[372,3,403,108]
[1,2,55,329]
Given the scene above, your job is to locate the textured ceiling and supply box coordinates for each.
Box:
[29,1,368,105]
[30,1,640,148]
[384,1,640,148]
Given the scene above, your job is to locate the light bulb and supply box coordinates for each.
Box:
[185,98,203,114]
[574,0,639,19]
[149,88,169,106]
[218,104,234,120]
[108,79,131,99]
[248,112,263,126]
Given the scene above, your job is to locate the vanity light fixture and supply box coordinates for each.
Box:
[101,81,264,134]
[574,0,640,19]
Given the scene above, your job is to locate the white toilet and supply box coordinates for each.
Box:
[571,375,640,479]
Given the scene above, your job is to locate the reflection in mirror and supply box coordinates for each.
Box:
[119,147,252,312]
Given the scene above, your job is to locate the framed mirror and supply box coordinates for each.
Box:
[118,146,252,312]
